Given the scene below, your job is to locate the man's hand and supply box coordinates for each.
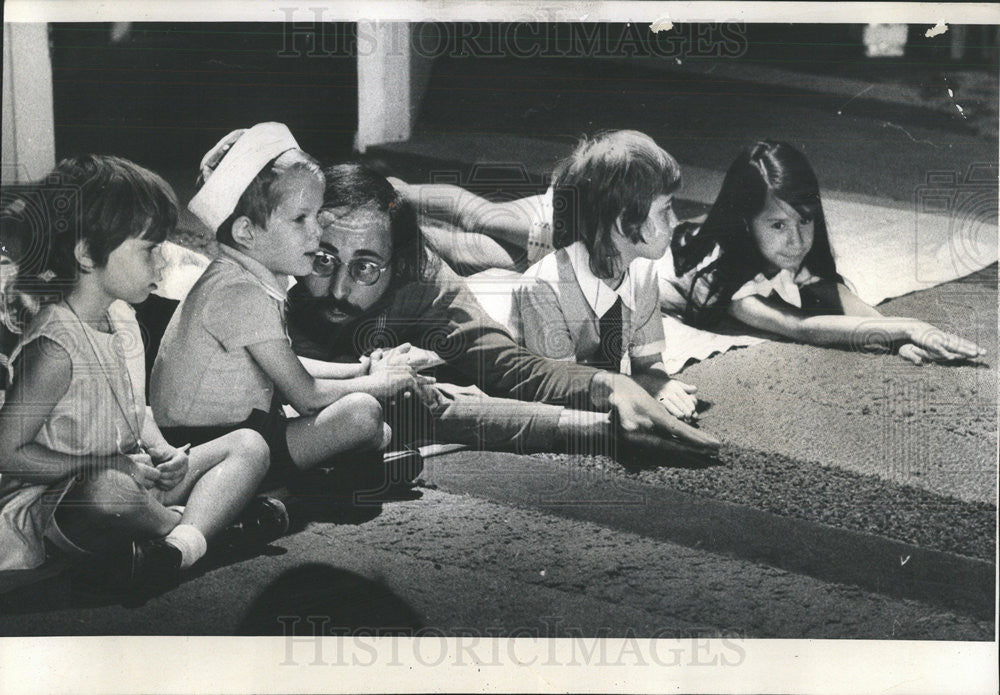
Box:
[368,344,437,402]
[600,373,720,450]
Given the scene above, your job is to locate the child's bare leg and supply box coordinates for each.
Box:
[160,429,270,540]
[285,392,388,470]
[54,469,179,553]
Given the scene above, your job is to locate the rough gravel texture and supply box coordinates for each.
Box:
[1,490,991,639]
[679,266,997,506]
[528,267,997,560]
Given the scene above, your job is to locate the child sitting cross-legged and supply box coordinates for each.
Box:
[151,123,428,483]
[0,155,286,596]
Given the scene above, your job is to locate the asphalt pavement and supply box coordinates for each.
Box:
[2,48,995,640]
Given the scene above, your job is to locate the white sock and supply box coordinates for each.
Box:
[164,524,207,570]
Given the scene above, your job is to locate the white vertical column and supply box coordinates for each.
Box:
[2,23,56,184]
[355,21,412,153]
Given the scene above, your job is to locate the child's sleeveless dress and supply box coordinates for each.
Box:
[0,301,147,570]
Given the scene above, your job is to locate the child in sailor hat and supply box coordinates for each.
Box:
[152,124,425,478]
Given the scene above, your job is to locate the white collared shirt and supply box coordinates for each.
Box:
[564,241,638,317]
[511,241,666,374]
[731,266,820,308]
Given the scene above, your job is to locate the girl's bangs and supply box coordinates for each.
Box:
[771,181,821,222]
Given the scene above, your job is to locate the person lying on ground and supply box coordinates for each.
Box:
[285,163,720,459]
[660,140,984,365]
[509,131,700,421]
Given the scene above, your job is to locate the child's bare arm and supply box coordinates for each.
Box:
[836,283,883,318]
[729,294,984,361]
[249,339,435,414]
[249,339,361,414]
[299,355,369,379]
[0,339,127,484]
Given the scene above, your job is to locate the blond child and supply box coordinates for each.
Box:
[151,123,429,476]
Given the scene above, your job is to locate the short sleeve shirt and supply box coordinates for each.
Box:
[511,241,666,375]
[151,248,290,427]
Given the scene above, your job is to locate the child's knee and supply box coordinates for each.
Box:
[76,468,145,519]
[336,393,386,448]
[228,428,270,472]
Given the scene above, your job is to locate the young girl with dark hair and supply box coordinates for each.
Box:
[0,155,283,594]
[661,140,984,364]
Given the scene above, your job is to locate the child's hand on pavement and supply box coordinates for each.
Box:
[908,322,985,362]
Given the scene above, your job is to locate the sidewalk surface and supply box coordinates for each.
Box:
[2,41,996,639]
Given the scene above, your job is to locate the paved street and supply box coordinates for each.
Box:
[2,30,996,643]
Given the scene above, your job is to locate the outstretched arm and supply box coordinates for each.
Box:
[728,286,984,362]
[589,371,719,450]
[248,339,434,415]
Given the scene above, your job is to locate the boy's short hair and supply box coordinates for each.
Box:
[552,130,681,279]
[207,150,323,247]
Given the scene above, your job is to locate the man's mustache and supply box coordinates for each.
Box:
[318,297,364,318]
[289,282,365,319]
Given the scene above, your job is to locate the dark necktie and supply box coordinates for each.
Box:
[597,296,623,372]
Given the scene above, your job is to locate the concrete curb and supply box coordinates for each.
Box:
[422,451,995,621]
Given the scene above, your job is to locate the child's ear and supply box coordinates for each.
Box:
[230,216,257,251]
[612,214,626,238]
[73,239,96,272]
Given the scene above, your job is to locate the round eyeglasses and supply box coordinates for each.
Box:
[311,250,390,286]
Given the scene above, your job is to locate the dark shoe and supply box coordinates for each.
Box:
[221,496,290,547]
[128,538,182,598]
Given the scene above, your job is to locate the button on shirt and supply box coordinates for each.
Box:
[151,245,291,427]
[511,241,666,375]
